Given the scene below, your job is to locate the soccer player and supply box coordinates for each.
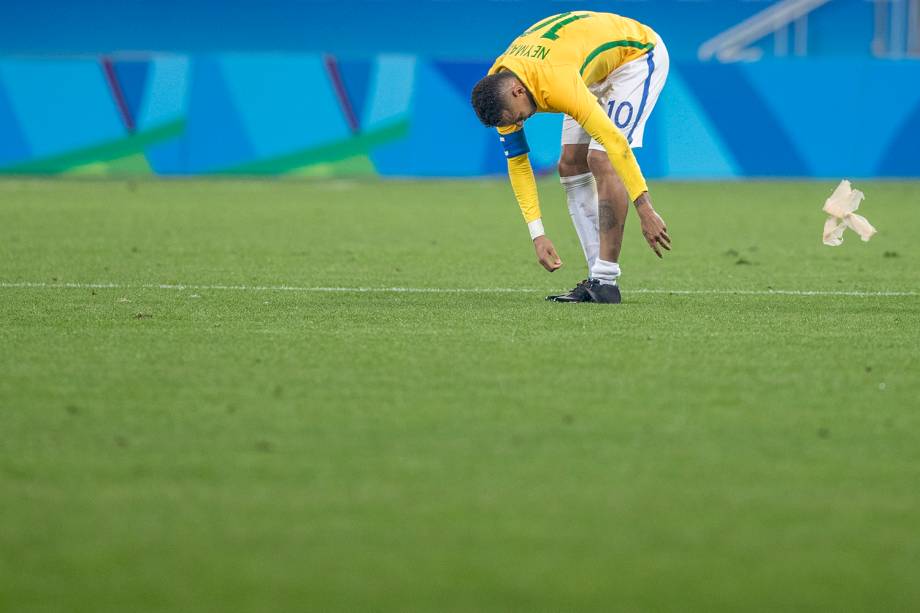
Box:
[471,11,671,304]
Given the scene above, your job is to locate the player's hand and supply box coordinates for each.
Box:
[635,193,671,258]
[533,236,562,272]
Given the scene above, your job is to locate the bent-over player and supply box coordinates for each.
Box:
[471,11,671,303]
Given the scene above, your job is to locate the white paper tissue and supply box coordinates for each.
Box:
[822,180,877,246]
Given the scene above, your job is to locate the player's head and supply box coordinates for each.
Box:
[471,71,536,128]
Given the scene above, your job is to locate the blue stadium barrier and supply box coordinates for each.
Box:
[1,1,917,178]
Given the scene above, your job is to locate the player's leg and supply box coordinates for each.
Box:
[586,149,628,286]
[558,116,599,272]
[546,119,598,302]
[558,142,589,177]
[584,36,670,304]
[558,142,600,271]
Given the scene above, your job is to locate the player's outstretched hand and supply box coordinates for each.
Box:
[635,193,671,258]
[533,236,562,272]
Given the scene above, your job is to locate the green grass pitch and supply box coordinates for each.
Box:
[1,177,919,612]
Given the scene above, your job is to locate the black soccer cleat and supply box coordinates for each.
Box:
[585,279,622,304]
[546,279,592,302]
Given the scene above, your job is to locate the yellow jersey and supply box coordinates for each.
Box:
[488,11,657,226]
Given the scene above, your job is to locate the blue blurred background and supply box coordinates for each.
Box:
[0,0,876,58]
[1,0,918,178]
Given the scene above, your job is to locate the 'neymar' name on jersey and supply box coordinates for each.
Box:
[486,11,658,226]
[505,43,551,60]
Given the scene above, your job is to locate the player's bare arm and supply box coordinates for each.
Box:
[533,236,562,272]
[634,192,671,258]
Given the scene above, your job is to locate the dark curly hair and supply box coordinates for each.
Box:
[470,72,517,127]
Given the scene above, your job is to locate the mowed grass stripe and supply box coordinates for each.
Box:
[1,281,917,297]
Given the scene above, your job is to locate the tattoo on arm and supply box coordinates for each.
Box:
[633,192,650,210]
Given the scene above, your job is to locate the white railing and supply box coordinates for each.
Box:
[698,0,833,62]
[873,0,920,57]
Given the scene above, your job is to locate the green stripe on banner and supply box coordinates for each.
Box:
[580,40,655,76]
[0,120,185,174]
[217,120,410,175]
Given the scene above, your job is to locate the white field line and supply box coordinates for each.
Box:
[0,281,917,298]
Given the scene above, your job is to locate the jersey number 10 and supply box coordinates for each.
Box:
[607,100,635,130]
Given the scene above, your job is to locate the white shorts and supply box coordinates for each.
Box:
[561,34,669,150]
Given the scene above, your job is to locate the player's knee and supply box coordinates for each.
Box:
[586,150,614,179]
[558,146,589,177]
